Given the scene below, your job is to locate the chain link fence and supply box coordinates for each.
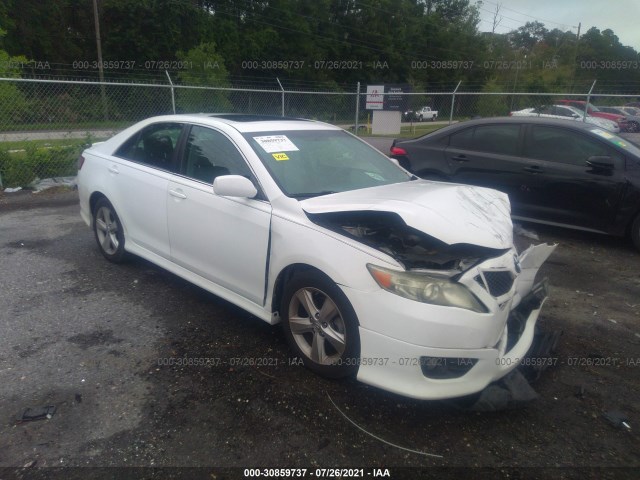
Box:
[1,76,639,188]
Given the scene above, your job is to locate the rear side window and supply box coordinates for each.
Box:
[472,125,520,155]
[449,128,474,149]
[450,124,520,156]
[115,123,183,172]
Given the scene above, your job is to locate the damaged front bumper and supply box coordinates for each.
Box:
[350,243,556,400]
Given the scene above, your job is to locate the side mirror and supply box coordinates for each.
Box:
[212,175,258,198]
[586,156,615,174]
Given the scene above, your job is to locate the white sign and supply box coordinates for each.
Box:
[253,135,300,153]
[366,85,384,110]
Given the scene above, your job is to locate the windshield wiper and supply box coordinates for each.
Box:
[289,191,337,199]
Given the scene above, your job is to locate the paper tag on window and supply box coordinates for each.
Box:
[254,135,299,153]
[590,128,614,139]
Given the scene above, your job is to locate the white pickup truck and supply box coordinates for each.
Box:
[416,106,438,121]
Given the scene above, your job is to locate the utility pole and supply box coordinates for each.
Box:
[93,0,108,120]
[570,22,581,93]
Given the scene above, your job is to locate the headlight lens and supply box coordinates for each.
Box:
[367,264,487,313]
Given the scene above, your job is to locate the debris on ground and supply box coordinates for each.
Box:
[521,329,563,381]
[19,405,56,423]
[30,176,77,193]
[4,186,22,193]
[470,369,540,411]
[603,410,632,430]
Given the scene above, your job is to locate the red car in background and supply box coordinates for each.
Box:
[557,100,630,131]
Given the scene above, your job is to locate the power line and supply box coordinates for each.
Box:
[479,0,576,30]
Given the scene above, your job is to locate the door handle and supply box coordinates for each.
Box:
[108,165,119,174]
[169,189,187,199]
[452,155,468,162]
[523,166,543,173]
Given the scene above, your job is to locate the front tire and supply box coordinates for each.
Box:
[93,197,126,263]
[281,271,360,379]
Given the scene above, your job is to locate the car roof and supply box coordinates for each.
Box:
[397,116,613,143]
[139,113,339,133]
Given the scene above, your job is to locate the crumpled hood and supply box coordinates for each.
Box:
[300,180,513,249]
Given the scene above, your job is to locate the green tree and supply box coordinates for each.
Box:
[101,0,211,65]
[0,39,30,124]
[475,78,508,116]
[175,42,231,112]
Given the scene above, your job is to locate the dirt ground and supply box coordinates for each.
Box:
[0,189,638,480]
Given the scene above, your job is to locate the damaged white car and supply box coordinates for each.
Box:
[78,114,555,400]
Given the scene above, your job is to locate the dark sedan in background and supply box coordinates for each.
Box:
[390,117,640,249]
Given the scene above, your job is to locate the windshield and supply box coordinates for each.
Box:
[590,128,640,156]
[563,105,589,117]
[244,129,411,198]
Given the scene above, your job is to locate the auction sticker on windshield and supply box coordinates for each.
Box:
[590,128,640,154]
[254,135,299,153]
[272,153,289,161]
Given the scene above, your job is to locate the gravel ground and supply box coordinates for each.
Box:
[0,190,639,480]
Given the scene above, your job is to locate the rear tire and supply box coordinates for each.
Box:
[629,121,640,133]
[93,197,126,263]
[631,214,640,251]
[281,271,360,379]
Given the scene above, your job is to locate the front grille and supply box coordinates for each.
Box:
[475,271,514,297]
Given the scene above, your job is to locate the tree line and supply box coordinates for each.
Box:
[0,0,639,93]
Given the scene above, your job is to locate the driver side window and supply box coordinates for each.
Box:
[183,126,252,184]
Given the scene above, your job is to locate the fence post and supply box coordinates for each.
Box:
[277,77,285,117]
[355,82,360,135]
[450,80,462,125]
[165,70,176,114]
[584,79,597,122]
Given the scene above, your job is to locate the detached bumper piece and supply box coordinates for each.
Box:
[506,279,549,352]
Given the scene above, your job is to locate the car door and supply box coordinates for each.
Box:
[443,123,541,216]
[167,124,272,305]
[521,124,626,231]
[110,122,184,257]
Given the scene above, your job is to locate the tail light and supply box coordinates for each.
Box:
[77,154,85,170]
[390,146,407,156]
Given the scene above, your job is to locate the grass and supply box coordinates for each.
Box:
[1,137,110,151]
[3,120,130,132]
[360,123,445,138]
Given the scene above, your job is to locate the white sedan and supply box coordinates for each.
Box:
[78,114,555,400]
[510,105,620,133]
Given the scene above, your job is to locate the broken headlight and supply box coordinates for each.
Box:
[367,264,487,313]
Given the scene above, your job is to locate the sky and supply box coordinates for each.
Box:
[476,0,640,50]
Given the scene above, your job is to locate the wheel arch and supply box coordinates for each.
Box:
[89,191,108,215]
[271,263,338,321]
[89,191,130,241]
